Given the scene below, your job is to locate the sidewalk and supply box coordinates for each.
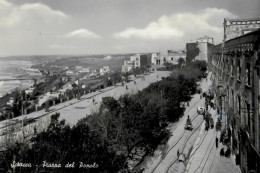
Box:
[185,73,241,173]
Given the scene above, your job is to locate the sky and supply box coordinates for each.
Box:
[0,0,259,57]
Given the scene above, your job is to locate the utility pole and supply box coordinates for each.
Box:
[21,102,25,140]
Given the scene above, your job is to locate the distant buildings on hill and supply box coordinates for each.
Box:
[65,65,110,77]
[23,67,42,76]
[121,50,186,72]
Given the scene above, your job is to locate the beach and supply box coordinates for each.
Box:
[0,59,34,97]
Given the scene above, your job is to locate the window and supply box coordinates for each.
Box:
[231,89,234,108]
[236,95,241,120]
[237,59,241,81]
[246,103,250,132]
[226,59,229,74]
[245,63,251,86]
[231,59,234,77]
[226,86,229,104]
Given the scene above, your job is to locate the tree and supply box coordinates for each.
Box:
[131,67,141,77]
[164,62,171,70]
[1,113,125,173]
[177,57,185,67]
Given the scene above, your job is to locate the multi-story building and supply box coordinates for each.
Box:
[224,18,260,41]
[168,50,186,64]
[209,27,260,173]
[151,51,186,66]
[122,51,186,72]
[122,60,135,73]
[151,53,161,65]
[130,55,140,68]
[186,36,214,63]
[122,53,152,72]
[139,54,152,68]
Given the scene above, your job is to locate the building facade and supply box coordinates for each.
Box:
[224,18,260,41]
[121,51,186,72]
[186,36,214,63]
[209,29,260,173]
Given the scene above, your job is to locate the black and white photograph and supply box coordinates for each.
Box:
[0,0,259,172]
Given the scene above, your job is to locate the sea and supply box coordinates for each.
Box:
[0,58,34,97]
[0,54,129,98]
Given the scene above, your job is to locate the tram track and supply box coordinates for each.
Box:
[199,138,216,173]
[149,102,209,173]
[166,118,205,173]
[166,108,213,173]
[194,134,215,173]
[131,96,203,172]
[208,144,217,173]
[150,112,202,173]
[184,111,216,173]
[184,129,210,169]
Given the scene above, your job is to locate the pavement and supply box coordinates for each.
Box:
[0,71,170,147]
[185,73,241,173]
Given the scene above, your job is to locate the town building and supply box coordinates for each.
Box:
[209,18,260,173]
[167,50,186,64]
[224,18,260,41]
[23,67,42,76]
[186,36,214,63]
[79,68,90,73]
[139,54,152,68]
[75,66,83,70]
[122,53,152,72]
[122,60,135,73]
[122,51,186,72]
[100,66,110,75]
[6,97,14,106]
[130,55,140,67]
[25,87,34,95]
[151,53,161,65]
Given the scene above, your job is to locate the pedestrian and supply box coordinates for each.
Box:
[187,102,189,106]
[220,148,225,156]
[34,126,37,135]
[134,81,136,85]
[126,85,128,90]
[216,137,219,148]
[200,94,202,99]
[177,149,179,156]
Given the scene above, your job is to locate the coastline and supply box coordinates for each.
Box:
[0,59,34,97]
